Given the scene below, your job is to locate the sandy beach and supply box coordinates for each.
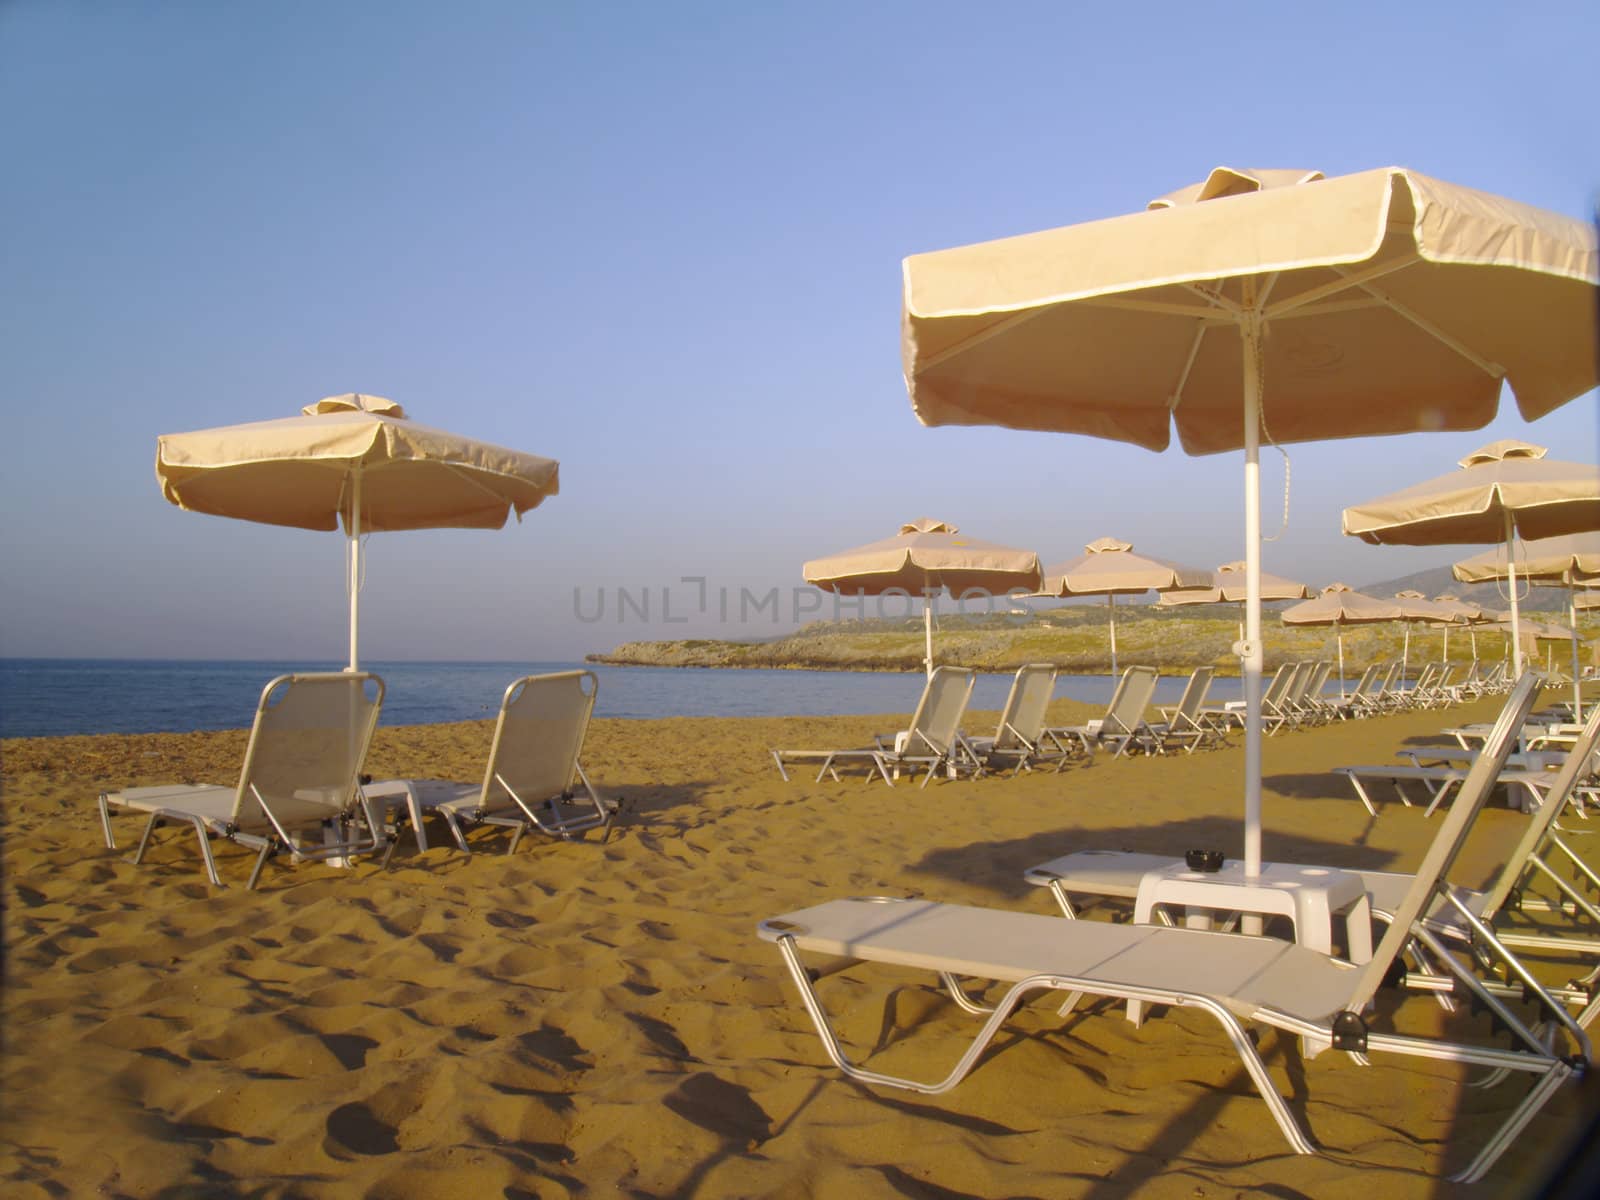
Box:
[4,690,1597,1198]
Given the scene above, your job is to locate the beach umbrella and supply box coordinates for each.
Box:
[1158,560,1312,640]
[1035,537,1210,675]
[803,518,1042,678]
[902,164,1597,877]
[1453,532,1600,715]
[1281,584,1405,697]
[1430,594,1490,662]
[1343,440,1600,678]
[1390,589,1465,686]
[157,394,560,670]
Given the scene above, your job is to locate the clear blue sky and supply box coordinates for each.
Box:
[3,1,1596,662]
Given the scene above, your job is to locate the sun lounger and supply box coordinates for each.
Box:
[97,672,387,889]
[1326,663,1382,720]
[962,663,1079,773]
[1223,661,1298,733]
[770,666,977,787]
[758,673,1589,1182]
[1047,665,1158,758]
[368,670,614,855]
[1146,666,1225,753]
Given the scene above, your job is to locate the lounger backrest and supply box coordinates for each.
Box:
[1348,664,1380,697]
[995,664,1057,749]
[1260,663,1294,708]
[907,666,975,754]
[1104,666,1158,734]
[1173,666,1213,721]
[234,672,385,830]
[1478,696,1600,920]
[1347,671,1543,1012]
[481,671,597,812]
[1303,661,1332,703]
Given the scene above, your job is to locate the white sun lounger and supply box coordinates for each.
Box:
[368,670,614,855]
[1145,666,1226,753]
[1046,664,1158,759]
[770,666,977,787]
[97,672,387,889]
[962,663,1080,773]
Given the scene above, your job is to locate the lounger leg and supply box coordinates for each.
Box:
[132,813,161,866]
[98,793,117,848]
[771,751,791,782]
[245,842,274,891]
[507,823,526,855]
[1343,774,1380,817]
[444,812,473,854]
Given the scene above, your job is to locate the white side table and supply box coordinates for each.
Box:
[1128,861,1373,1023]
[361,779,428,853]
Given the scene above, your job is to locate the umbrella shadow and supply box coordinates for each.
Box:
[904,816,1407,904]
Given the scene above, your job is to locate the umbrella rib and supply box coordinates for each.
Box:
[1326,264,1505,380]
[1168,324,1208,412]
[1261,253,1417,319]
[914,306,1055,373]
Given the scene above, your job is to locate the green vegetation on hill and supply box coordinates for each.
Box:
[589,605,1591,674]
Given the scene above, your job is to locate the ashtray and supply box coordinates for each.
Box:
[1185,849,1225,873]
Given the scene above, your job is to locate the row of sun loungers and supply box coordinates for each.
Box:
[759,673,1600,1183]
[97,669,615,889]
[771,655,1519,786]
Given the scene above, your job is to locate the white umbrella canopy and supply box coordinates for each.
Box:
[1453,532,1600,715]
[803,518,1043,678]
[1281,583,1406,696]
[1158,560,1313,606]
[157,394,561,669]
[902,164,1598,877]
[1036,538,1210,675]
[1343,440,1600,676]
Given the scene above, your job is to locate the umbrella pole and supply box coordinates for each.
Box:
[1240,312,1264,882]
[347,465,362,672]
[1505,511,1524,678]
[1108,594,1118,678]
[1401,625,1411,691]
[1571,592,1584,719]
[1337,629,1346,699]
[924,597,934,680]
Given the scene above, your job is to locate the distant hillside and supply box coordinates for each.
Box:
[589,602,1590,675]
[1359,563,1577,612]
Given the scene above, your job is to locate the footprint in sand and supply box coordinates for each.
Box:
[324,1102,399,1157]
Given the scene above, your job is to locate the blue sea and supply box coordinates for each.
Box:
[0,658,1244,739]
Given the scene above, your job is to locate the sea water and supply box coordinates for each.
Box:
[0,658,1244,739]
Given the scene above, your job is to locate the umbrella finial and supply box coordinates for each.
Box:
[1084,536,1134,554]
[899,518,957,535]
[1458,439,1546,468]
[1147,167,1325,210]
[304,393,407,419]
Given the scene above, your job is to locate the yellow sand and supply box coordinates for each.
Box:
[3,692,1594,1198]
